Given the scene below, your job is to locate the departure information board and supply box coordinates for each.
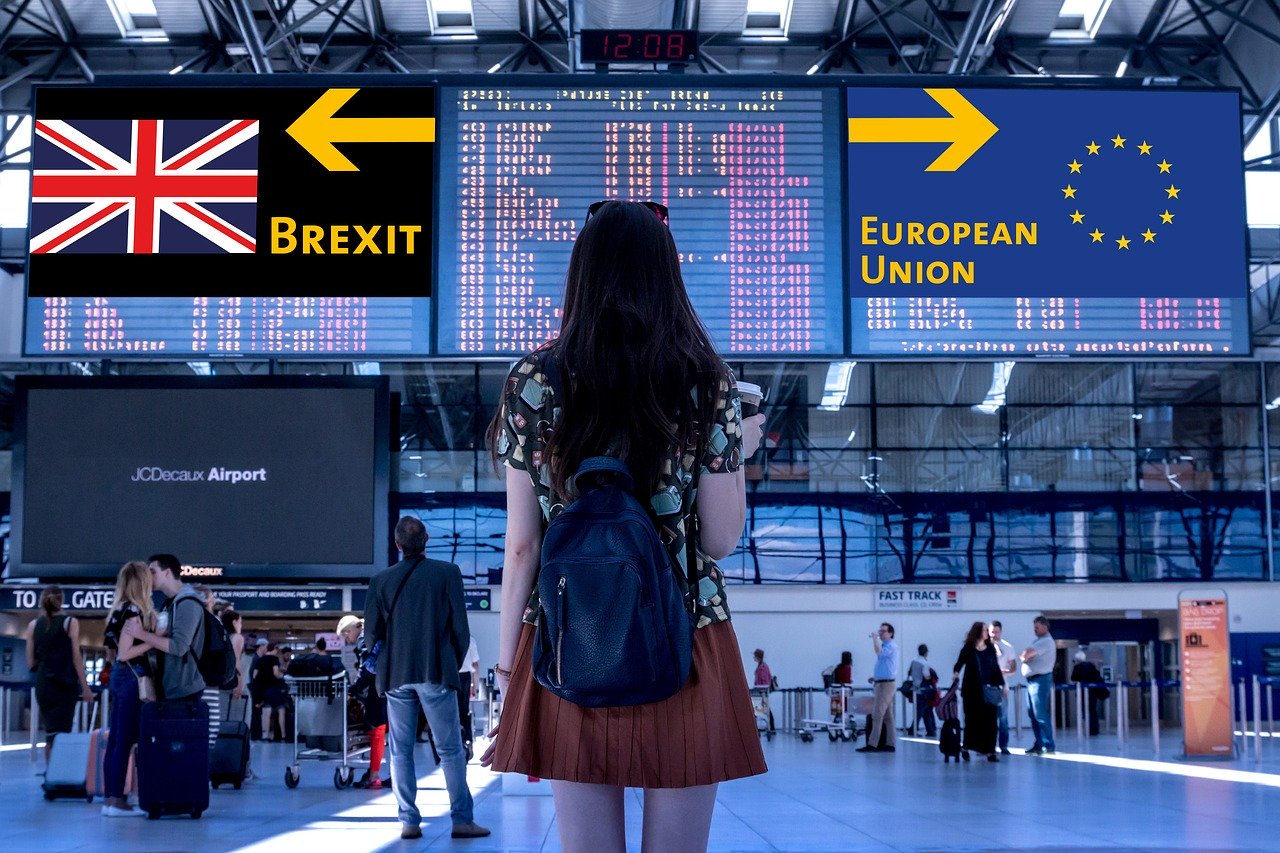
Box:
[435,85,844,355]
[27,296,431,355]
[846,87,1248,356]
[24,83,435,357]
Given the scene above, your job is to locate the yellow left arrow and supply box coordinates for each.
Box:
[286,88,436,172]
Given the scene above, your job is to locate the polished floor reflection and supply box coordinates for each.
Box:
[2,731,1278,851]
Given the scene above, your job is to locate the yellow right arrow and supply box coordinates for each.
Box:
[847,88,998,172]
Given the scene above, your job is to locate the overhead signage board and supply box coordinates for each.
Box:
[349,586,491,613]
[27,83,435,299]
[847,87,1248,357]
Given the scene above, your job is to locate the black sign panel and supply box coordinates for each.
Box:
[349,586,490,613]
[28,84,435,297]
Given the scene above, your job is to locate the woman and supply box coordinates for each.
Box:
[252,642,288,742]
[952,621,1006,763]
[337,614,387,789]
[752,649,775,735]
[482,200,768,853]
[100,561,156,816]
[220,609,254,780]
[833,651,853,685]
[24,585,94,762]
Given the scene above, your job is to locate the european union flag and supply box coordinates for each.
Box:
[847,88,1246,299]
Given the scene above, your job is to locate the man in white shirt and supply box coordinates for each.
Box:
[907,645,936,737]
[989,621,1019,755]
[1019,615,1057,755]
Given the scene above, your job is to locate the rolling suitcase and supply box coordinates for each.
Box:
[939,719,963,762]
[863,714,890,749]
[210,719,250,789]
[137,699,210,819]
[42,701,96,802]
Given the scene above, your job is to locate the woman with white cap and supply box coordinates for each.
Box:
[337,614,387,789]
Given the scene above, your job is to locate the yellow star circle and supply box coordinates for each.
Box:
[1086,141,1101,155]
[1062,185,1077,199]
[1141,229,1157,243]
[1068,160,1083,173]
[1065,135,1176,250]
[1116,235,1131,250]
[1090,229,1105,243]
[1111,134,1126,148]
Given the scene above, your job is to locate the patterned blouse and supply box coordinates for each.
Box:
[495,348,743,629]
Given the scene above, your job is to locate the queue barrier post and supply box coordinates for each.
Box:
[1254,675,1263,764]
[1237,678,1248,746]
[1150,679,1161,757]
[1074,683,1085,748]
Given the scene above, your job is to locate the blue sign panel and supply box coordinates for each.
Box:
[847,87,1248,357]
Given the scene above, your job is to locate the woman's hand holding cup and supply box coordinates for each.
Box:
[738,382,766,459]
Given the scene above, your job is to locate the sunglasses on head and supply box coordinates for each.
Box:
[586,200,669,224]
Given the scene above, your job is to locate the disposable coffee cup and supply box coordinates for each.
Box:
[737,382,764,418]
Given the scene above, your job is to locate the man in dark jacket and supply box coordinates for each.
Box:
[365,516,489,841]
[1071,651,1108,736]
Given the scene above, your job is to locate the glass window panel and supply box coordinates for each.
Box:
[1007,405,1133,448]
[875,407,1000,449]
[1009,448,1134,491]
[1005,362,1131,405]
[873,449,1002,491]
[872,363,1000,405]
[739,361,871,407]
[1135,362,1259,405]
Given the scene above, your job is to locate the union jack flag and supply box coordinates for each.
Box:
[30,118,259,255]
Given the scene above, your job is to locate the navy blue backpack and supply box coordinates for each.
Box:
[533,456,698,707]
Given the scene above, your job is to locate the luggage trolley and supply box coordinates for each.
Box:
[799,685,863,742]
[283,673,357,790]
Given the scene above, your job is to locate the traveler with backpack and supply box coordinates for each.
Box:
[481,200,768,853]
[365,516,488,841]
[908,644,938,737]
[124,555,207,702]
[124,554,232,819]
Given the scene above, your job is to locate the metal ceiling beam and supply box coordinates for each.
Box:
[1184,0,1262,106]
[226,0,273,73]
[949,0,1000,73]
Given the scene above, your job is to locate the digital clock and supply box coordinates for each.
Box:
[579,29,698,64]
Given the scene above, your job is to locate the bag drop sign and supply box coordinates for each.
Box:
[875,588,961,610]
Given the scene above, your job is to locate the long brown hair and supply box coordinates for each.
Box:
[964,621,988,647]
[40,585,63,619]
[488,201,728,498]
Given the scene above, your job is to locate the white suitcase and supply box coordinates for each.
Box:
[42,701,97,802]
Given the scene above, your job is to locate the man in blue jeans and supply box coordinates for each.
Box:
[366,517,490,841]
[1019,615,1057,755]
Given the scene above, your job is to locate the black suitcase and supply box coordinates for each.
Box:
[137,699,210,819]
[864,714,890,749]
[210,720,250,789]
[939,718,962,762]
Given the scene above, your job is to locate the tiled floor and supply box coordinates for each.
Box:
[2,730,1278,852]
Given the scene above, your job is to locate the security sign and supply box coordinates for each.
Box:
[28,82,435,297]
[847,87,1246,299]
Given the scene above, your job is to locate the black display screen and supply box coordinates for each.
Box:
[11,377,390,581]
[579,30,698,63]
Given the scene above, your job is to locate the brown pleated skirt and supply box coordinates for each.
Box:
[489,620,768,788]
